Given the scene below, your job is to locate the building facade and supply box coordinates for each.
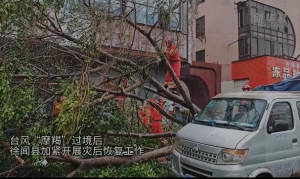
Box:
[91,0,222,109]
[193,0,300,92]
[88,1,188,89]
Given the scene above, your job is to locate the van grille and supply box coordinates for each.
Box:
[180,145,218,164]
[181,162,212,177]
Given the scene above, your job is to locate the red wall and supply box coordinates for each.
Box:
[181,61,221,109]
[232,56,300,89]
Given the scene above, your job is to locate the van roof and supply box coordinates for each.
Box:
[214,91,300,101]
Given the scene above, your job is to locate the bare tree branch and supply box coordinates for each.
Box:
[13,65,114,79]
[92,87,185,125]
[46,146,173,169]
[125,18,197,116]
[32,13,199,116]
[90,80,145,106]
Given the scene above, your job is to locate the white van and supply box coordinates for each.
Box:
[171,91,300,178]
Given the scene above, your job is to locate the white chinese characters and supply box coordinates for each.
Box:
[283,68,291,80]
[9,135,145,158]
[272,66,300,80]
[272,67,281,78]
[253,12,288,28]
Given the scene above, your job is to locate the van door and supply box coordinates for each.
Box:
[265,99,299,177]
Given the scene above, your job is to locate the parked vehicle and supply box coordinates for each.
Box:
[171,91,300,178]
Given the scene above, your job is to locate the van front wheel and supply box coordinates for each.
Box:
[256,173,273,178]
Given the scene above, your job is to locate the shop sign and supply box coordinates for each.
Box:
[272,61,300,80]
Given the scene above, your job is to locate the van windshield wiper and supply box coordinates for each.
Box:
[214,123,252,131]
[193,120,215,127]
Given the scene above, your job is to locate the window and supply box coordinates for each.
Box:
[251,7,257,24]
[239,39,244,56]
[296,102,300,118]
[196,50,205,62]
[91,0,182,28]
[94,0,110,14]
[284,25,288,33]
[128,0,148,24]
[82,0,123,15]
[258,38,265,56]
[251,37,258,56]
[278,43,283,55]
[195,98,267,130]
[267,102,294,133]
[110,0,122,15]
[136,3,147,24]
[265,11,270,21]
[147,6,159,25]
[289,45,294,56]
[283,44,288,55]
[170,7,181,30]
[238,9,244,27]
[241,2,296,58]
[196,16,205,38]
[239,37,249,56]
[271,42,277,55]
[265,40,271,55]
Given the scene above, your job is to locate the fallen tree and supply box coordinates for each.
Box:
[0,0,200,177]
[48,146,173,178]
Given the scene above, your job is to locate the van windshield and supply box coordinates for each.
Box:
[194,98,267,131]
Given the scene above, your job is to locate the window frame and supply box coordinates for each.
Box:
[196,98,268,131]
[267,102,294,134]
[129,0,181,30]
[109,0,123,16]
[238,9,244,27]
[78,0,182,29]
[296,101,300,119]
[196,16,205,38]
[239,37,249,57]
[265,40,271,55]
[170,6,181,31]
[196,50,205,62]
[264,11,270,24]
[251,37,258,56]
[239,1,295,59]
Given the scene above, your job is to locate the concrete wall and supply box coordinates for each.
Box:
[221,79,249,93]
[192,0,239,82]
[193,0,300,92]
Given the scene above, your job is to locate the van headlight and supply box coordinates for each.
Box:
[174,138,181,153]
[217,149,248,165]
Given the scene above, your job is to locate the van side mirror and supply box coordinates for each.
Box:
[269,120,289,133]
